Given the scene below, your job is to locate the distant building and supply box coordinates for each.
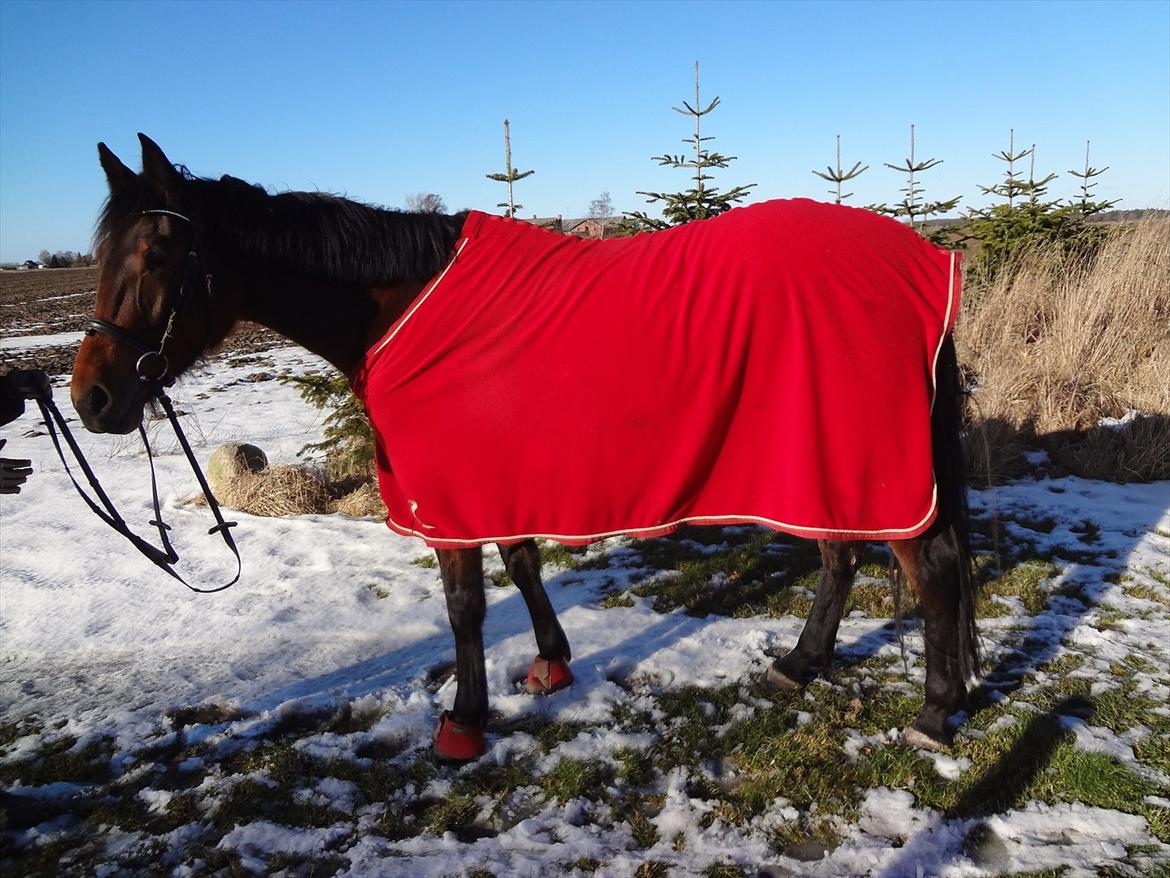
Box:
[523,215,623,239]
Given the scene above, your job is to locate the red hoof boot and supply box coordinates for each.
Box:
[433,711,486,762]
[525,656,574,695]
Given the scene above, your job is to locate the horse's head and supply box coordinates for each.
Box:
[72,134,235,433]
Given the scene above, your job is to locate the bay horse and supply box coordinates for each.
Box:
[71,134,977,761]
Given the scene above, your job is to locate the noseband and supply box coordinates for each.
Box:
[83,208,211,389]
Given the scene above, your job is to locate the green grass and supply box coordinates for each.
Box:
[977,559,1059,616]
[540,758,614,804]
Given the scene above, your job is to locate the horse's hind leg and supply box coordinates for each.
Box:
[890,528,970,750]
[498,539,574,694]
[765,540,857,691]
[434,546,489,760]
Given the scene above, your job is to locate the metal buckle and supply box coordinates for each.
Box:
[135,350,170,384]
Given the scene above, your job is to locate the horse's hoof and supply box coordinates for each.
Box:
[901,725,948,752]
[762,664,804,693]
[433,710,486,762]
[525,656,574,695]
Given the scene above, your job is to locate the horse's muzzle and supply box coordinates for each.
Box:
[72,378,145,434]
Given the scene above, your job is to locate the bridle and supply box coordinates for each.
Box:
[83,208,210,387]
[32,208,242,593]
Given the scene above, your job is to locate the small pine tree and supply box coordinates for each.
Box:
[877,124,961,237]
[1067,140,1119,217]
[281,371,376,482]
[485,119,535,218]
[812,134,868,205]
[625,61,756,230]
[977,129,1045,208]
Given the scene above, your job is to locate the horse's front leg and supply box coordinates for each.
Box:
[434,546,489,761]
[498,539,574,694]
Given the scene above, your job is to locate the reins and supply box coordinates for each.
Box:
[43,208,242,593]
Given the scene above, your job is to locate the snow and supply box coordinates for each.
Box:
[1,342,1168,875]
[0,330,85,349]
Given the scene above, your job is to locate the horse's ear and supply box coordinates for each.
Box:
[98,142,136,191]
[138,133,181,192]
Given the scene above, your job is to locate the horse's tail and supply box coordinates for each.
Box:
[933,333,979,680]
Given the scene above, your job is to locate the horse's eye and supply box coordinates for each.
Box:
[144,247,167,270]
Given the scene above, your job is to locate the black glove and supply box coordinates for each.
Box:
[0,438,32,494]
[0,369,52,427]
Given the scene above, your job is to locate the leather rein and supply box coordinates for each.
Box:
[37,208,241,593]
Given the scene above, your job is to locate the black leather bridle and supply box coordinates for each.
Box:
[83,207,209,386]
[35,208,242,592]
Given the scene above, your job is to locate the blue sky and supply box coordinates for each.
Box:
[1,0,1167,262]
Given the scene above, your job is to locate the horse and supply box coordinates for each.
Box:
[71,134,977,761]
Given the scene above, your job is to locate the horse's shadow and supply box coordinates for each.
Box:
[877,416,1169,877]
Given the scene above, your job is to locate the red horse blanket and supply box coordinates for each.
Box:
[353,199,960,548]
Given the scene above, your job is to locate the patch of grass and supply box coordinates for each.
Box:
[1108,654,1158,676]
[538,539,587,571]
[540,758,614,804]
[619,530,825,619]
[266,852,350,875]
[325,752,432,802]
[1126,581,1170,609]
[1011,514,1059,534]
[411,554,437,568]
[503,716,587,753]
[769,817,842,857]
[0,734,114,786]
[1092,686,1167,736]
[843,577,911,617]
[627,807,660,848]
[427,792,481,836]
[703,864,748,878]
[977,559,1059,616]
[0,833,98,878]
[610,702,655,732]
[616,746,655,787]
[452,761,534,800]
[211,774,350,831]
[599,590,636,609]
[634,861,670,878]
[1134,731,1170,777]
[564,857,602,874]
[653,685,741,773]
[167,703,246,728]
[366,582,390,599]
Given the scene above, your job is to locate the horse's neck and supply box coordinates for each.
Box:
[235,271,424,377]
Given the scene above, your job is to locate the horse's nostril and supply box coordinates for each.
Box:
[85,383,111,417]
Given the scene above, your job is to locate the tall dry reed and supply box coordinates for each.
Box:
[957,219,1169,483]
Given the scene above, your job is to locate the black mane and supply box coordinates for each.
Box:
[97,168,466,285]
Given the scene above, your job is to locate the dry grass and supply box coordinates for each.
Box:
[215,464,332,517]
[958,219,1170,483]
[333,481,387,518]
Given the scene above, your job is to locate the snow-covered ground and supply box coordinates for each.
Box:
[1,342,1167,877]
